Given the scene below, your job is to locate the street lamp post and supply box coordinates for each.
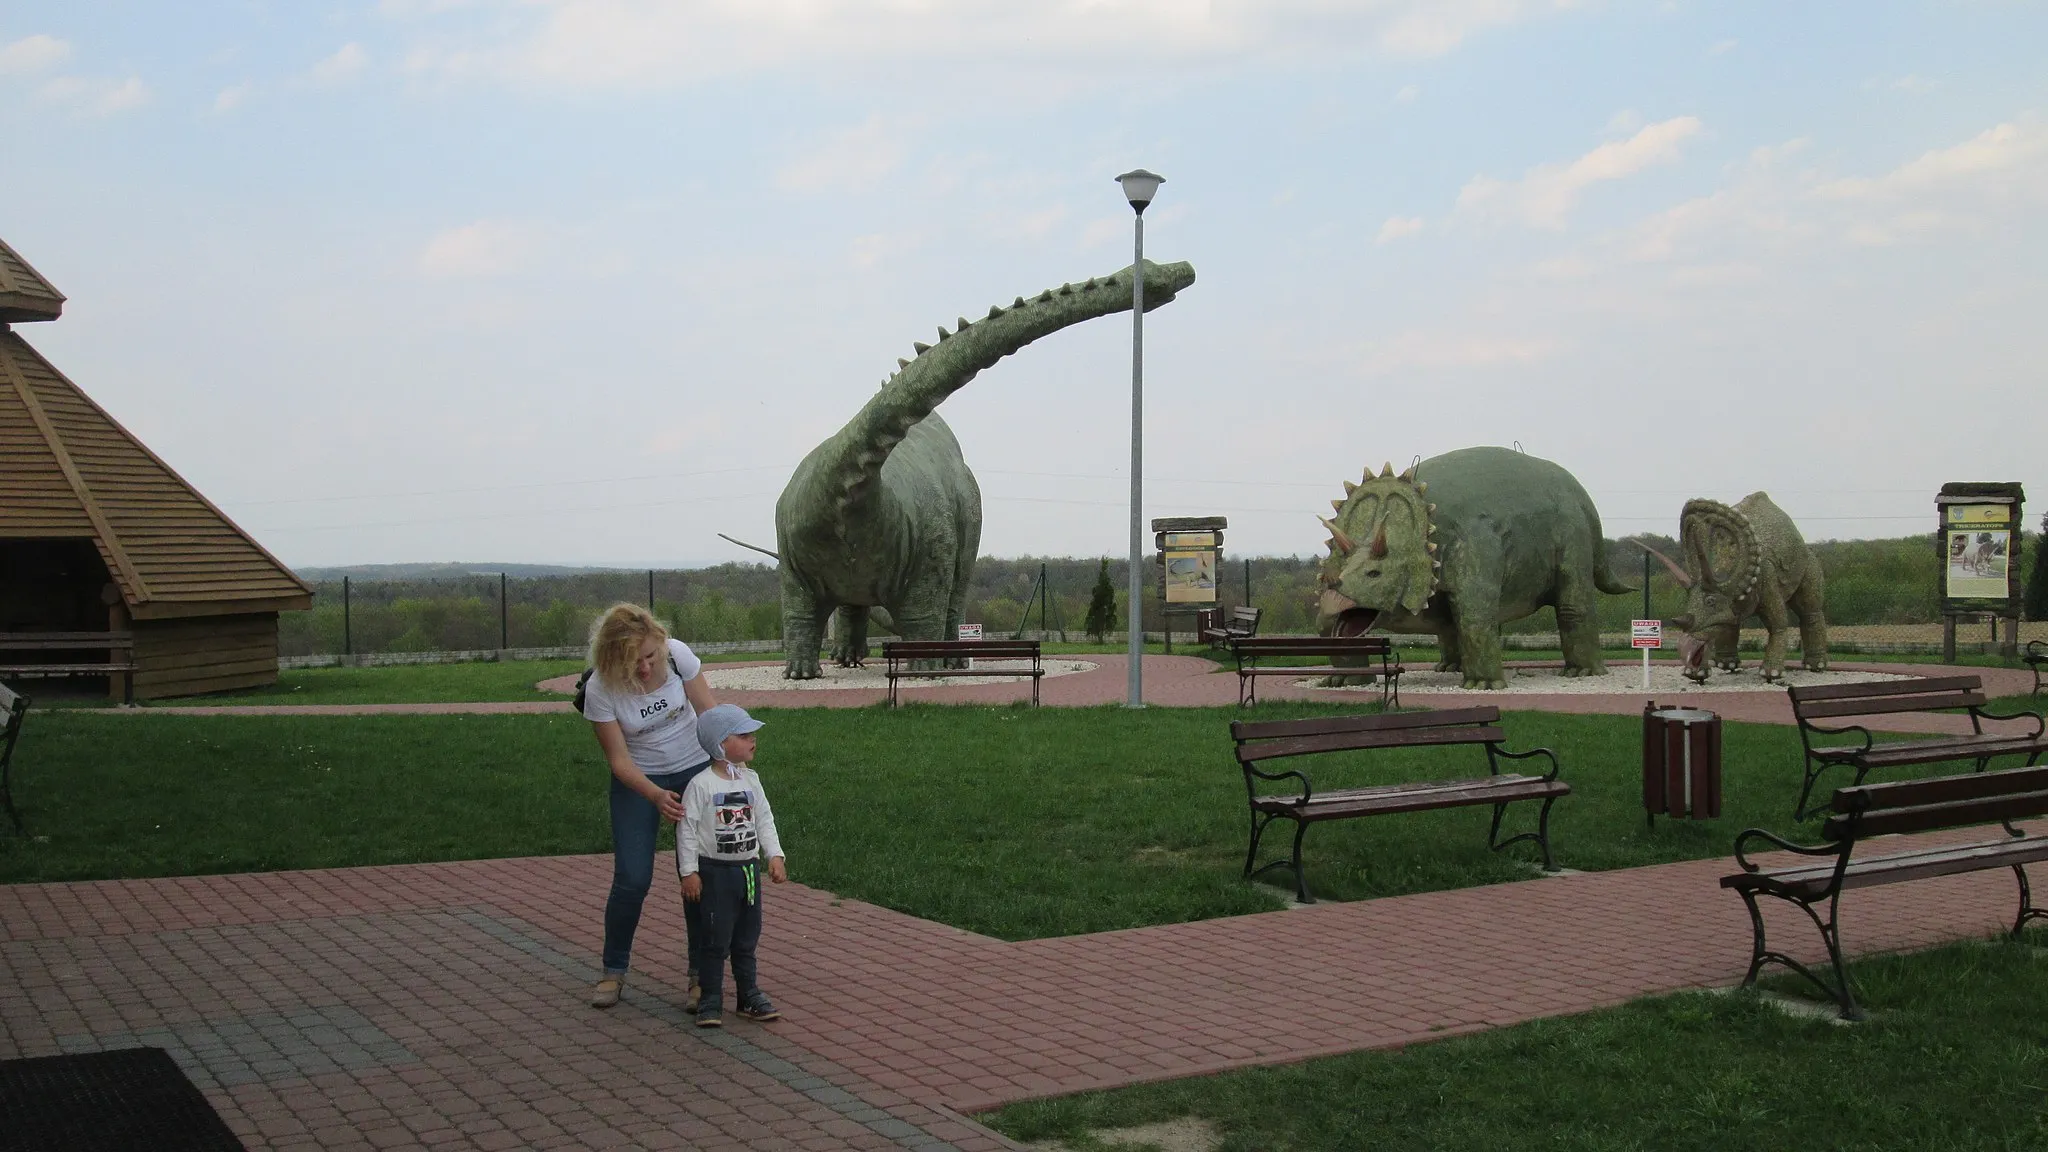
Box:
[1115,168,1163,709]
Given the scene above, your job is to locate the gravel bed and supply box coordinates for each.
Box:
[1301,664,1916,695]
[704,659,1098,692]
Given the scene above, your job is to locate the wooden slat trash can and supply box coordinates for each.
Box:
[1642,703,1722,827]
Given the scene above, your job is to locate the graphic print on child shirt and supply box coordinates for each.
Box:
[712,790,759,856]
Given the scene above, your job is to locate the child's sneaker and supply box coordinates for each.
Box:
[735,993,780,1022]
[694,997,723,1028]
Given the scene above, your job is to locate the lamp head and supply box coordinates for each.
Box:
[1115,168,1164,215]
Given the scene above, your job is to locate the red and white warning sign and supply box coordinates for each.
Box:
[1631,620,1663,649]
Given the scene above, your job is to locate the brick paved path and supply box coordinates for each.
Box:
[4,837,2038,1146]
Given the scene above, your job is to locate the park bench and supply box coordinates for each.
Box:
[2026,640,2045,696]
[1720,764,2048,1019]
[1229,707,1568,903]
[1228,635,1404,706]
[1201,606,1262,649]
[0,631,137,705]
[881,639,1043,708]
[1786,676,2047,821]
[1,682,27,833]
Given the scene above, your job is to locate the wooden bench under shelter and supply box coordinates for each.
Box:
[0,631,136,705]
[1229,707,1569,903]
[1786,676,2048,821]
[1721,764,2048,1019]
[2026,640,2045,697]
[881,639,1043,708]
[1228,635,1404,707]
[0,682,27,833]
[1201,606,1262,648]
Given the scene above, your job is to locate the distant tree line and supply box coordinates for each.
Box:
[278,533,2043,657]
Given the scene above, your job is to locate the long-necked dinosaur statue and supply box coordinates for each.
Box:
[771,259,1197,678]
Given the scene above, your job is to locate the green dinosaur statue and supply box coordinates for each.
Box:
[775,259,1198,679]
[1315,447,1631,690]
[1640,494,1829,682]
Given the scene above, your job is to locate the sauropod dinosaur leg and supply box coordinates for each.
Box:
[1435,629,1463,674]
[832,606,871,667]
[780,571,832,680]
[1449,535,1506,689]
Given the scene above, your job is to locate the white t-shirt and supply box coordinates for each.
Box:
[676,762,783,876]
[580,638,708,775]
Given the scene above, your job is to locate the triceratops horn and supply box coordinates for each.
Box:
[1380,462,1395,478]
[1343,480,1358,496]
[1369,523,1388,559]
[1630,539,1694,589]
[1319,516,1357,554]
[1399,466,1417,482]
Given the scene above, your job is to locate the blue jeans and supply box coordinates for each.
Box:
[602,762,707,976]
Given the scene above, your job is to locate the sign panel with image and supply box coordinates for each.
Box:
[1935,483,2024,615]
[1163,549,1218,603]
[1945,529,2010,599]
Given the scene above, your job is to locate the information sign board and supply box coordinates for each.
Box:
[956,623,982,641]
[1631,620,1663,649]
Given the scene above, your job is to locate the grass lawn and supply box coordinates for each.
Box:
[7,702,2027,939]
[983,933,2048,1151]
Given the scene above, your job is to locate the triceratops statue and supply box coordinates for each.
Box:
[1640,493,1829,682]
[1316,446,1631,690]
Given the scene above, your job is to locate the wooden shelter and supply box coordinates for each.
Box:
[0,235,311,698]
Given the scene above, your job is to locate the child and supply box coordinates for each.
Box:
[677,704,787,1027]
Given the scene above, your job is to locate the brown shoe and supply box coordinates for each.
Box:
[591,974,625,1009]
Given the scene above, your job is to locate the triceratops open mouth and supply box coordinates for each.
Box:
[1332,608,1380,637]
[1679,632,1710,683]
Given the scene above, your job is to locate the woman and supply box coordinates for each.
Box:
[580,603,719,1008]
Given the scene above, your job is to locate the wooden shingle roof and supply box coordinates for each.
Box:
[1,327,312,620]
[0,238,65,323]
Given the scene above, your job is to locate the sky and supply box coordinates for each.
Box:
[2,1,2044,571]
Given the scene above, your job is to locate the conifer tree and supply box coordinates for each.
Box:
[1084,558,1118,642]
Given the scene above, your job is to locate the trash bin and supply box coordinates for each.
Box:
[1642,702,1722,827]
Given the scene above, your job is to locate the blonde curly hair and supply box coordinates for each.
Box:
[589,603,669,691]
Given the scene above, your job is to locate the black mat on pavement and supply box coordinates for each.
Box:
[0,1047,246,1152]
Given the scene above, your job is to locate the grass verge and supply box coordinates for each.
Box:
[8,703,2029,939]
[982,933,2048,1151]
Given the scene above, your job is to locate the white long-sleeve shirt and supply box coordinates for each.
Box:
[675,762,783,877]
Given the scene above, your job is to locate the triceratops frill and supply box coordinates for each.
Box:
[775,259,1197,678]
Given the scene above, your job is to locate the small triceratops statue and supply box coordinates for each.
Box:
[1639,493,1829,683]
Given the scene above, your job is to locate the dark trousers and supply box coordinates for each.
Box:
[694,857,763,1010]
[602,762,708,975]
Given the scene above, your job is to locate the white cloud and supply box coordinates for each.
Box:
[1891,73,1938,93]
[417,220,540,278]
[1395,84,1420,103]
[1375,215,1427,243]
[1816,121,2046,202]
[308,42,369,84]
[394,0,1581,89]
[212,83,252,113]
[776,115,907,194]
[1706,38,1737,55]
[0,33,71,75]
[1458,116,1703,229]
[36,75,150,116]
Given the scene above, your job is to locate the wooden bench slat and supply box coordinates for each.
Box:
[1830,736,2047,769]
[1233,707,1500,742]
[1727,837,2048,899]
[1231,638,1395,655]
[1794,691,1985,720]
[1789,675,1987,703]
[1256,775,1565,819]
[1822,789,2048,840]
[1835,766,2048,813]
[1240,726,1506,763]
[887,668,1045,679]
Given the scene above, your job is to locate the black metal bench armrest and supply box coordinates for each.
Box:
[1245,764,1314,805]
[1801,721,1875,758]
[1492,744,1562,783]
[1732,827,1841,873]
[1972,707,2046,739]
